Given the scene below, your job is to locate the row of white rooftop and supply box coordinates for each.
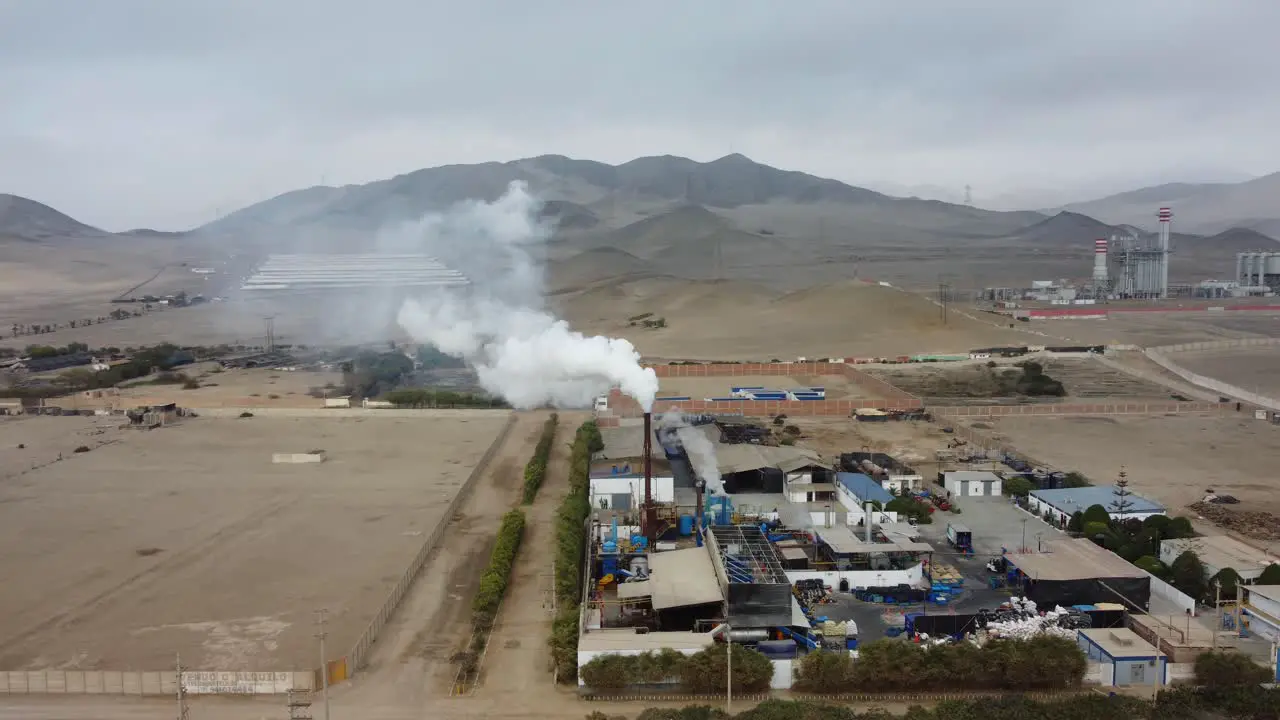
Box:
[241,254,470,291]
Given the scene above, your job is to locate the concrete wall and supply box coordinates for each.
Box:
[197,407,511,419]
[272,452,324,464]
[590,476,676,507]
[931,401,1224,417]
[0,670,314,695]
[1145,339,1280,412]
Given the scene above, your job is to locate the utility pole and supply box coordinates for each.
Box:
[938,280,951,325]
[315,609,331,720]
[176,653,190,720]
[264,316,276,353]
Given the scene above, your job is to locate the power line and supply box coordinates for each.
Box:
[175,653,190,720]
[315,609,332,720]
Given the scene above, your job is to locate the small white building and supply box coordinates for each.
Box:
[1077,628,1167,687]
[942,470,1002,497]
[1160,535,1276,583]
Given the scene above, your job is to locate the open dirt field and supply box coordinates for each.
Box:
[0,411,511,671]
[865,356,1175,405]
[979,414,1280,512]
[1027,310,1280,347]
[1170,346,1280,397]
[786,416,955,468]
[77,366,347,410]
[658,373,866,400]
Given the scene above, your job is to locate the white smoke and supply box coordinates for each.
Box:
[658,409,724,495]
[393,181,659,410]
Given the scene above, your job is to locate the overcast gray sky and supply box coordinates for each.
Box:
[2,0,1277,231]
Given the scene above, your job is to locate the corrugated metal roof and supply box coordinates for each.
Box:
[836,472,893,504]
[1008,538,1146,581]
[597,425,665,461]
[647,547,723,610]
[1162,536,1274,578]
[577,629,716,652]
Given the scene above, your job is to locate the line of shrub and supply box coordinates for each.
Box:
[795,637,1086,693]
[472,508,527,626]
[521,413,559,503]
[626,688,1280,720]
[380,388,510,408]
[549,419,603,682]
[455,507,525,681]
[580,645,773,693]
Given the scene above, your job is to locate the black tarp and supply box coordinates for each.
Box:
[907,608,1126,638]
[1020,576,1150,611]
[726,583,792,628]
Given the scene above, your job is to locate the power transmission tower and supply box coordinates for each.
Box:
[938,280,951,325]
[1110,466,1135,517]
[964,185,973,206]
[176,653,190,720]
[314,609,331,720]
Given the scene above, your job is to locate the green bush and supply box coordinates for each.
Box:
[799,637,1088,693]
[548,420,597,682]
[1195,651,1270,687]
[679,644,773,694]
[580,648,690,690]
[471,509,525,628]
[380,387,508,408]
[521,413,559,503]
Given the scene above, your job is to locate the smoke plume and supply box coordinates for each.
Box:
[658,410,723,495]
[394,181,659,410]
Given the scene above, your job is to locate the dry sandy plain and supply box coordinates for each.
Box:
[865,356,1180,405]
[975,413,1280,512]
[1168,346,1280,398]
[0,411,511,671]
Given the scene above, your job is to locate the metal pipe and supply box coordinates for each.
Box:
[864,502,874,542]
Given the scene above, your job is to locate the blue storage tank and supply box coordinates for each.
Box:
[678,514,694,536]
[755,640,798,658]
[602,556,618,578]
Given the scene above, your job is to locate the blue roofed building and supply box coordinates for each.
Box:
[835,471,893,511]
[1028,485,1166,525]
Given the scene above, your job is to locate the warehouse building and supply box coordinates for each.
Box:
[1006,538,1151,609]
[1077,628,1167,687]
[942,470,1002,498]
[1160,535,1276,583]
[1027,485,1165,524]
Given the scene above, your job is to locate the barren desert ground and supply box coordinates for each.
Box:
[1169,346,1280,397]
[0,411,511,670]
[979,414,1280,512]
[865,356,1179,404]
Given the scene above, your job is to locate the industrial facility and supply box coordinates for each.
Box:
[1236,250,1280,293]
[240,253,470,293]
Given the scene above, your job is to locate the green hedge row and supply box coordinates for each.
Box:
[521,413,559,504]
[580,645,773,693]
[548,420,601,681]
[471,508,526,629]
[795,637,1086,693]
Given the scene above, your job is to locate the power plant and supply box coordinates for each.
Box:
[1236,251,1280,293]
[1111,207,1172,300]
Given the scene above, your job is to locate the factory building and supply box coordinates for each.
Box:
[1236,251,1280,293]
[1027,485,1165,524]
[1160,535,1276,583]
[942,470,1002,498]
[1241,585,1280,645]
[1005,538,1150,610]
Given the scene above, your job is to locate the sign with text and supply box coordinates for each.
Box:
[181,671,295,695]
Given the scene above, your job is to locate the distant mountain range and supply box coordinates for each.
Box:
[1055,172,1280,237]
[3,154,1277,290]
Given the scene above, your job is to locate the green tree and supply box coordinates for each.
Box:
[1067,511,1084,532]
[1195,651,1271,687]
[1210,567,1242,604]
[1257,563,1280,585]
[1134,556,1168,579]
[1003,476,1034,498]
[1062,471,1091,488]
[1165,516,1196,539]
[1170,550,1208,600]
[1082,504,1111,526]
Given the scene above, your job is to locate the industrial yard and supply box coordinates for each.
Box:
[0,412,511,670]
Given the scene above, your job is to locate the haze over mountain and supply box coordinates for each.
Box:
[1059,172,1280,237]
[5,151,1276,296]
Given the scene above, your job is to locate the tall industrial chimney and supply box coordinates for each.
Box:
[1092,238,1109,296]
[1158,207,1173,299]
[642,412,655,541]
